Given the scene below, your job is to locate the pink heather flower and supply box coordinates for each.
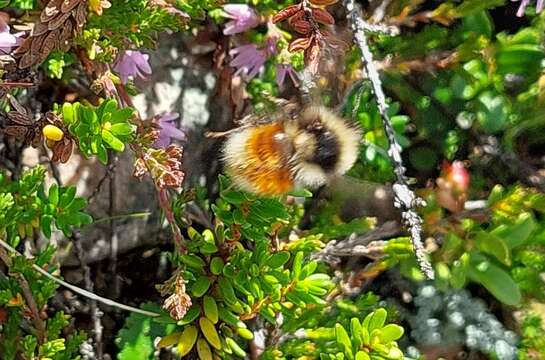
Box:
[0,18,23,54]
[514,0,544,16]
[113,50,152,84]
[229,30,279,80]
[229,44,267,79]
[276,64,299,87]
[154,112,186,148]
[222,4,260,35]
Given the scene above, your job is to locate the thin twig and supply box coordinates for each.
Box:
[0,238,160,317]
[88,158,118,204]
[343,0,434,279]
[0,247,47,344]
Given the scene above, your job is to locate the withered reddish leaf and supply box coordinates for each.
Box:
[60,0,80,13]
[272,4,301,24]
[60,140,73,163]
[74,2,87,29]
[58,19,73,51]
[288,10,305,25]
[312,8,335,25]
[5,126,29,139]
[30,34,46,56]
[7,95,28,116]
[13,38,32,56]
[292,19,312,35]
[48,11,71,30]
[18,51,36,69]
[32,22,49,37]
[41,0,63,22]
[52,139,72,163]
[31,130,43,147]
[309,0,338,5]
[42,29,61,57]
[288,36,312,52]
[45,111,59,123]
[7,112,31,125]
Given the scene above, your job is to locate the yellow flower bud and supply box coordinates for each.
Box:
[103,121,112,131]
[42,124,64,141]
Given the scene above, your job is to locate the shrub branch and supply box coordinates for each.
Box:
[343,0,434,279]
[0,238,160,317]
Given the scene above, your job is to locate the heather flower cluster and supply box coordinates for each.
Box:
[0,18,23,54]
[514,0,545,16]
[113,50,152,84]
[153,112,186,148]
[222,4,299,86]
[222,4,260,35]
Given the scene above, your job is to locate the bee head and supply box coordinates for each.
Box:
[291,106,361,189]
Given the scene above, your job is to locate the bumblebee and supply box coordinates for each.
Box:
[221,105,361,195]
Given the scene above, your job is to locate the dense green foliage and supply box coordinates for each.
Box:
[1,0,545,359]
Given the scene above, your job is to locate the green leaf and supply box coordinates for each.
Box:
[355,351,371,360]
[177,305,200,325]
[218,277,237,304]
[62,103,74,125]
[102,129,125,152]
[335,323,353,360]
[450,253,470,289]
[48,184,59,206]
[467,254,521,306]
[292,251,304,280]
[41,215,53,238]
[491,213,536,249]
[180,254,205,269]
[96,143,108,164]
[475,231,511,266]
[116,303,175,360]
[462,11,493,37]
[191,276,211,297]
[476,92,508,134]
[268,252,290,268]
[111,108,135,123]
[377,324,404,342]
[110,123,135,136]
[350,318,364,348]
[209,257,224,275]
[98,99,117,120]
[367,308,387,333]
[496,44,544,74]
[58,186,76,208]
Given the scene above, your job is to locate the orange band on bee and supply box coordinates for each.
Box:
[242,123,294,195]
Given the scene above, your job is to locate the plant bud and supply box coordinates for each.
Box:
[43,124,64,141]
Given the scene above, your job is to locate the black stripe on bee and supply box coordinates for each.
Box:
[306,119,339,172]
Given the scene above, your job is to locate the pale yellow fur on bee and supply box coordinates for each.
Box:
[292,106,361,188]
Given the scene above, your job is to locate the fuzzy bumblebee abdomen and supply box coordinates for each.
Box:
[223,123,294,195]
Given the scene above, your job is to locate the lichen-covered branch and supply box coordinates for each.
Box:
[343,0,434,279]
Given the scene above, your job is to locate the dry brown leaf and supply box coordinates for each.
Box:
[47,11,71,30]
[312,8,335,25]
[272,4,301,24]
[60,0,80,13]
[41,0,63,22]
[288,36,312,52]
